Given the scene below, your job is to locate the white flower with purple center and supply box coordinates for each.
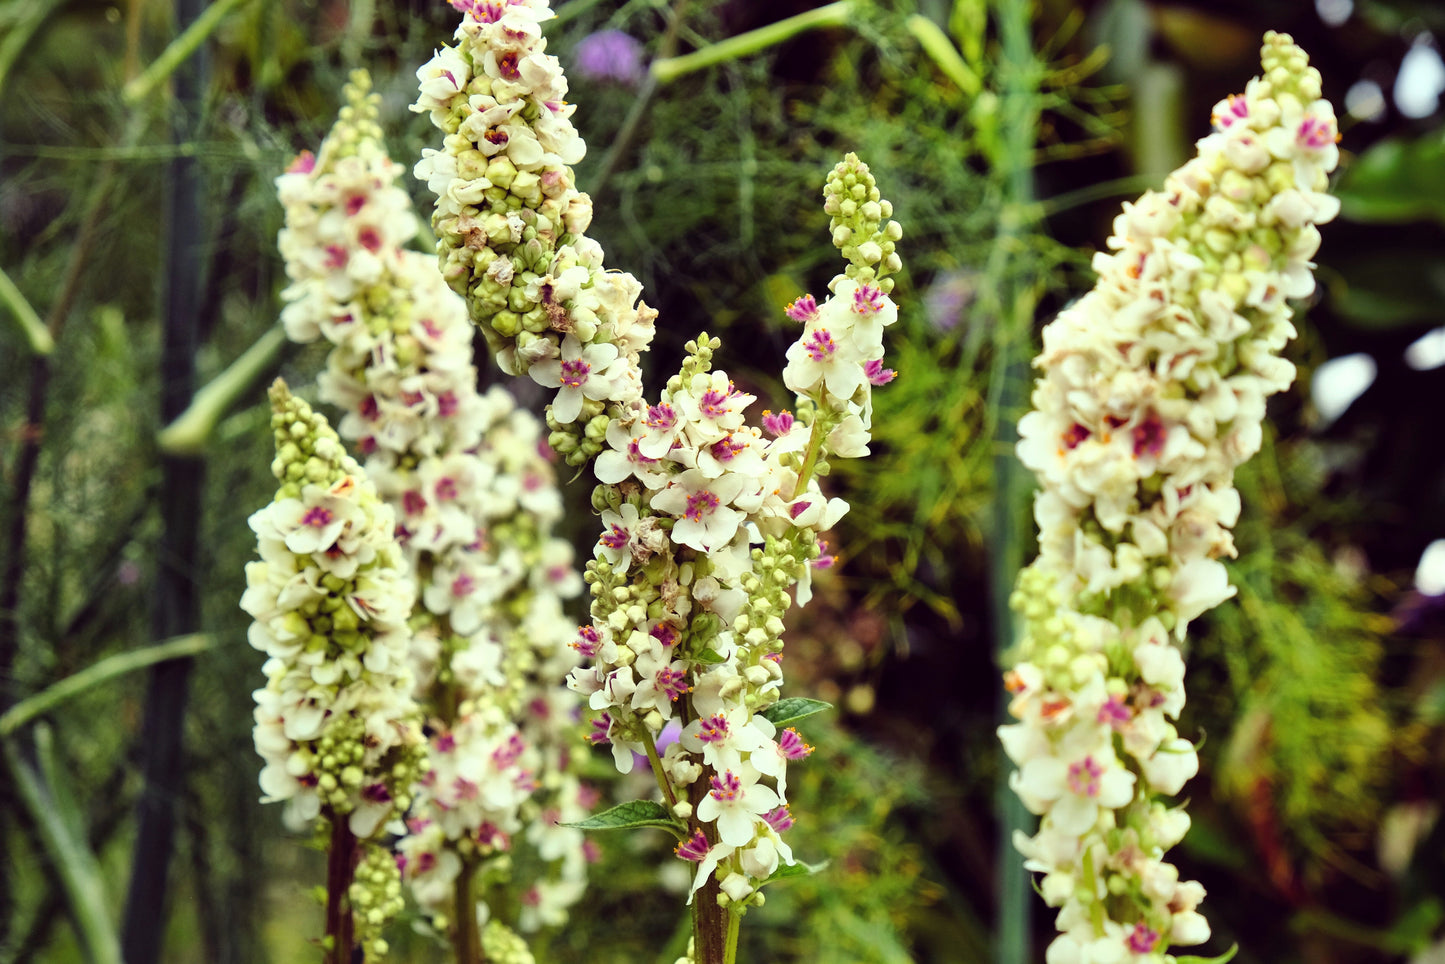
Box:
[595,421,673,487]
[679,706,770,770]
[782,322,868,402]
[695,762,780,848]
[649,469,747,552]
[528,335,623,423]
[595,503,642,572]
[637,400,684,459]
[1014,746,1136,836]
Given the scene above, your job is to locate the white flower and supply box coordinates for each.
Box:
[695,763,780,848]
[528,335,625,424]
[649,469,748,552]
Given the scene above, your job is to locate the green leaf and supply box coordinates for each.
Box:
[759,697,833,728]
[759,859,828,888]
[693,647,725,664]
[1326,248,1445,328]
[562,800,686,838]
[0,633,213,737]
[1336,133,1445,225]
[1175,945,1238,964]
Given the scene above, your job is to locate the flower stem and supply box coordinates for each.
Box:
[121,0,251,104]
[649,1,853,85]
[789,412,828,499]
[644,735,678,809]
[323,813,359,964]
[722,908,742,964]
[452,859,485,964]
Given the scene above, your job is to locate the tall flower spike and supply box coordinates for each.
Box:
[415,7,905,961]
[276,71,591,949]
[1001,32,1338,960]
[413,1,656,466]
[241,379,425,959]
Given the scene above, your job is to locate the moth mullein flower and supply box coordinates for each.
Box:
[1001,33,1339,959]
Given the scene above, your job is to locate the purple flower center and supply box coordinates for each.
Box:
[560,358,591,389]
[674,829,710,862]
[600,524,629,550]
[646,403,677,429]
[698,714,729,744]
[683,490,720,522]
[699,390,729,419]
[1126,923,1160,954]
[804,329,836,363]
[786,295,819,323]
[853,284,885,313]
[492,734,525,769]
[572,626,602,658]
[763,806,794,833]
[762,410,794,436]
[778,728,813,760]
[709,770,742,803]
[301,506,333,528]
[1067,756,1105,797]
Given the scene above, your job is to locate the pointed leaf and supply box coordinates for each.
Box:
[760,859,828,888]
[759,697,832,728]
[562,800,685,838]
[1176,945,1238,964]
[693,647,726,664]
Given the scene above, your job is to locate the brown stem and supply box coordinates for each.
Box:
[324,813,359,964]
[688,774,726,964]
[451,858,485,964]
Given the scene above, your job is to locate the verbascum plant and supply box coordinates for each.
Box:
[242,381,425,961]
[999,33,1339,962]
[274,71,590,961]
[412,3,902,961]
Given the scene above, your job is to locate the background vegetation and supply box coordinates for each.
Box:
[2,0,1444,961]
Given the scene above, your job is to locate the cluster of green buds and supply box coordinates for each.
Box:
[242,381,427,951]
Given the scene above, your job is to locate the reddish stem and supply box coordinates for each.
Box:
[324,812,360,964]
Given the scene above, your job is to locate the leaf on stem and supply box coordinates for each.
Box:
[1175,946,1239,964]
[758,697,832,728]
[562,800,686,837]
[759,859,828,888]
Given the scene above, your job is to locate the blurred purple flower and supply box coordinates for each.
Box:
[924,269,977,332]
[574,30,646,86]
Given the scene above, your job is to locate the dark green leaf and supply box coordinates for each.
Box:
[562,800,685,838]
[1175,945,1238,964]
[1337,134,1445,225]
[759,697,832,728]
[1326,249,1445,328]
[759,859,828,888]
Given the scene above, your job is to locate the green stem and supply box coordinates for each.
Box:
[0,634,212,738]
[587,0,689,198]
[1082,844,1105,937]
[722,908,742,964]
[3,730,122,964]
[788,412,828,499]
[157,326,287,454]
[906,13,981,97]
[649,1,853,85]
[0,264,53,356]
[121,0,252,105]
[643,734,679,809]
[0,0,64,98]
[987,2,1041,964]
